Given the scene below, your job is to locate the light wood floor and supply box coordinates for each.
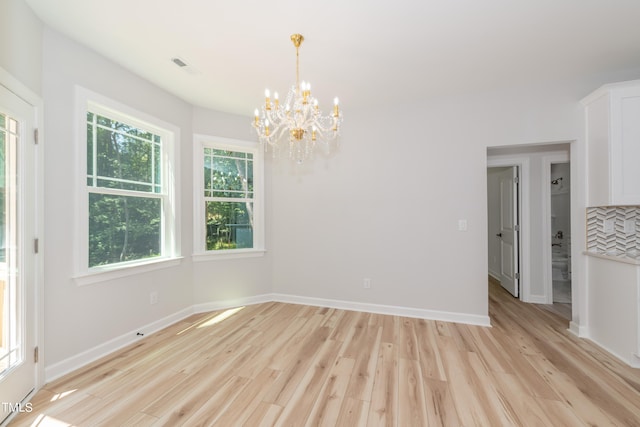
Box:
[10,282,640,426]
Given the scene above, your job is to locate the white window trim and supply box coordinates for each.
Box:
[193,134,265,261]
[74,86,181,285]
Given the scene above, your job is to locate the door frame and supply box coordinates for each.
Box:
[487,156,530,301]
[0,67,44,404]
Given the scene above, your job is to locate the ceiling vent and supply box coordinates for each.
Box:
[171,57,188,67]
[171,57,199,75]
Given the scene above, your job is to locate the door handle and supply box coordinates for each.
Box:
[496,233,503,238]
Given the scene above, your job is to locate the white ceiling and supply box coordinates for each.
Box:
[25,0,640,117]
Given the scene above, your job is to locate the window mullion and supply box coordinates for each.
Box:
[90,175,159,192]
[204,196,250,203]
[92,113,97,187]
[209,153,214,198]
[90,186,164,199]
[151,140,155,193]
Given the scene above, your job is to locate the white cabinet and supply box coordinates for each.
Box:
[582,80,640,206]
[586,255,640,367]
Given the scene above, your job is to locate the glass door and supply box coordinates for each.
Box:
[0,84,36,423]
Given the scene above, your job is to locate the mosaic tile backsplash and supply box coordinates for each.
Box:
[586,206,640,255]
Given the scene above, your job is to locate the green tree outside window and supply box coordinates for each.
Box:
[204,148,254,250]
[87,112,163,267]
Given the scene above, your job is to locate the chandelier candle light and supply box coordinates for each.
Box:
[252,34,343,163]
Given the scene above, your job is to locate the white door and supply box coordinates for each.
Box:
[0,84,37,423]
[497,167,520,297]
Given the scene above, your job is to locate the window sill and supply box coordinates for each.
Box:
[74,256,184,286]
[192,249,266,262]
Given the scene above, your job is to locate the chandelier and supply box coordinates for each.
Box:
[252,34,343,163]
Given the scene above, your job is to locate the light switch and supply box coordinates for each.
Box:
[458,219,468,231]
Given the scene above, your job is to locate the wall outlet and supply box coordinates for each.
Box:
[150,292,158,305]
[363,278,371,289]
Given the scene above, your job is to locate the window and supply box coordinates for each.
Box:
[195,136,263,258]
[76,88,179,280]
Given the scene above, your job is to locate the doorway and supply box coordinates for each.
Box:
[542,157,572,320]
[488,143,572,312]
[0,81,39,423]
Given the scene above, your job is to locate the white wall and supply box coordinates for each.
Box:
[41,28,195,367]
[191,107,273,304]
[269,79,604,321]
[40,28,277,371]
[0,0,43,95]
[269,101,487,318]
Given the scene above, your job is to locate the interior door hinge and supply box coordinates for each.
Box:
[515,224,520,232]
[514,176,519,184]
[515,272,520,280]
[34,128,39,145]
[34,346,39,363]
[34,238,39,254]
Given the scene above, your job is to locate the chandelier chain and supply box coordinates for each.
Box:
[295,41,300,98]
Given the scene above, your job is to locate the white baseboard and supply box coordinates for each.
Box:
[192,293,273,314]
[569,324,640,368]
[585,336,640,369]
[45,306,194,382]
[271,293,492,327]
[526,294,549,304]
[45,294,276,383]
[569,320,585,337]
[45,292,493,383]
